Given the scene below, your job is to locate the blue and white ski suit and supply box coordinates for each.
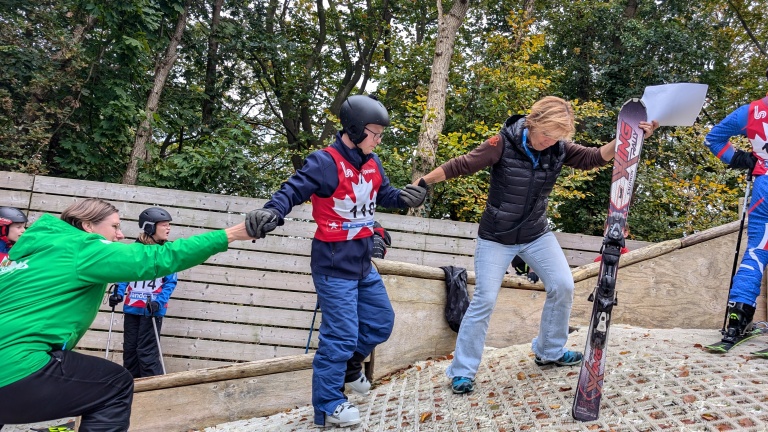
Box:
[705,96,768,307]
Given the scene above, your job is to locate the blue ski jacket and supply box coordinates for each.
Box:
[115,272,178,317]
[264,134,405,280]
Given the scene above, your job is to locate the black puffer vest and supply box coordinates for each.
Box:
[477,115,566,245]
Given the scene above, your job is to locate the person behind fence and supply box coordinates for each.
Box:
[415,96,658,395]
[511,255,539,283]
[0,198,253,431]
[109,207,177,378]
[0,206,27,263]
[703,66,768,352]
[244,94,427,428]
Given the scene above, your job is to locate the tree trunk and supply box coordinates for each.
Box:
[122,0,191,185]
[409,0,470,216]
[201,0,225,127]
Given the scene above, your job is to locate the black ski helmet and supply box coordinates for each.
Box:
[0,206,28,237]
[138,207,173,236]
[339,95,390,144]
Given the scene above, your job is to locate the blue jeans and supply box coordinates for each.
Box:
[446,232,574,379]
[731,175,768,307]
[311,268,394,425]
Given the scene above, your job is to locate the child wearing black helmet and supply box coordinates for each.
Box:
[0,206,28,263]
[109,207,177,377]
[245,94,427,428]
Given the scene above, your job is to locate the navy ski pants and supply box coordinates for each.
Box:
[311,267,394,425]
[122,314,164,378]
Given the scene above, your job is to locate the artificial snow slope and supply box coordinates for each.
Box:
[203,325,768,432]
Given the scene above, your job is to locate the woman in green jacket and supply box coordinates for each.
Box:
[0,198,252,432]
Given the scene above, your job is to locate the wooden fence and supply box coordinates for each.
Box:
[1,171,652,372]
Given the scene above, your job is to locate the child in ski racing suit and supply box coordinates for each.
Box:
[114,274,176,377]
[111,207,177,377]
[704,76,768,345]
[0,206,28,264]
[244,95,427,428]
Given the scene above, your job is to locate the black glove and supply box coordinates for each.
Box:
[399,178,428,208]
[108,293,123,308]
[245,208,283,239]
[371,222,391,259]
[728,150,757,171]
[147,300,161,316]
[527,271,539,284]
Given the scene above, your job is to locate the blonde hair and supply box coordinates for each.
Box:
[525,96,576,141]
[60,198,119,231]
[137,232,161,245]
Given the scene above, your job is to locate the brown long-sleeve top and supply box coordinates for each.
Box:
[440,134,610,180]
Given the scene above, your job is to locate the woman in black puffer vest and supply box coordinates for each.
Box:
[416,96,658,395]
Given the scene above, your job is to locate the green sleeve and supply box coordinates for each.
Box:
[75,230,229,284]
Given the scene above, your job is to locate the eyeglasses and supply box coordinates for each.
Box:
[364,127,385,141]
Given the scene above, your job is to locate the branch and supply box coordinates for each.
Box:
[727,0,767,56]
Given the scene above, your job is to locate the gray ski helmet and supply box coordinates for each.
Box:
[340,95,390,144]
[0,207,27,237]
[138,207,172,236]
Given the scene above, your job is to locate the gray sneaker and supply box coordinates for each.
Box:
[325,401,361,427]
[346,373,371,395]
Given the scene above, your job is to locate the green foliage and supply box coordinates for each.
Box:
[2,0,767,242]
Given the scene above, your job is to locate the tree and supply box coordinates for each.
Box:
[410,0,470,216]
[123,0,191,184]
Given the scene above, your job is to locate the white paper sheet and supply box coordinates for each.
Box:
[640,83,709,126]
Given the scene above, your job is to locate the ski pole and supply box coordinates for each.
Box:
[105,284,116,359]
[147,294,167,374]
[721,172,753,333]
[150,315,167,375]
[305,300,320,354]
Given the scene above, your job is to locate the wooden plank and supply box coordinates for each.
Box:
[681,220,741,248]
[0,171,35,190]
[77,349,233,371]
[78,330,305,362]
[179,265,316,293]
[0,191,31,209]
[95,300,319,332]
[570,239,682,283]
[555,231,653,253]
[90,313,320,348]
[171,281,318,311]
[31,174,269,213]
[129,369,313,432]
[133,353,314,392]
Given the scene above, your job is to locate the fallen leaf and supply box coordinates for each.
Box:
[517,372,526,380]
[419,412,432,423]
[701,413,718,421]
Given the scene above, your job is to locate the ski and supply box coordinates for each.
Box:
[572,99,647,422]
[752,346,768,358]
[705,327,765,353]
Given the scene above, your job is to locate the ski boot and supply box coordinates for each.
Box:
[705,302,759,353]
[344,352,371,395]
